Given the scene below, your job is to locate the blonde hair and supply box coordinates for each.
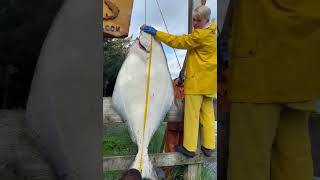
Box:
[192,5,211,21]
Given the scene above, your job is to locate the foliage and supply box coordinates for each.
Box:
[168,164,215,180]
[171,165,187,180]
[104,170,122,180]
[148,124,166,154]
[103,38,132,97]
[201,165,216,180]
[102,123,137,156]
[103,123,166,179]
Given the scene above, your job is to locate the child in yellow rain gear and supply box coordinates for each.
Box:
[141,5,217,157]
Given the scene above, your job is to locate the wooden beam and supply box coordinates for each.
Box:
[2,98,184,124]
[0,110,57,179]
[0,110,25,118]
[184,164,202,180]
[103,152,216,171]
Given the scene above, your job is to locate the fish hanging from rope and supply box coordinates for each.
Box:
[112,30,174,179]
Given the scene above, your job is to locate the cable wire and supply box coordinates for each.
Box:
[154,0,182,70]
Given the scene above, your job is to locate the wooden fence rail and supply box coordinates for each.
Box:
[103,97,216,179]
[103,152,216,171]
[1,97,217,179]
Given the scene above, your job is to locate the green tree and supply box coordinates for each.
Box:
[103,37,132,97]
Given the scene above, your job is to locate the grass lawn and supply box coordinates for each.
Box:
[103,123,216,180]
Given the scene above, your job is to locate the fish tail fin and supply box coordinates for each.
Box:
[141,152,158,180]
[131,149,158,179]
[131,150,141,171]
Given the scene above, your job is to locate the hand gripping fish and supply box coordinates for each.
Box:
[112,31,174,179]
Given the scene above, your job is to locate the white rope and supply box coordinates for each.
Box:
[144,0,147,24]
[154,0,182,70]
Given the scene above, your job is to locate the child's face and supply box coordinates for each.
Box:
[193,17,208,29]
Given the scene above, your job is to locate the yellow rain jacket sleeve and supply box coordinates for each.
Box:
[155,23,217,95]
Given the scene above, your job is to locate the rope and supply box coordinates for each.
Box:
[154,0,182,70]
[144,0,147,24]
[139,36,153,173]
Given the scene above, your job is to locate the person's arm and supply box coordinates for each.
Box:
[155,30,203,50]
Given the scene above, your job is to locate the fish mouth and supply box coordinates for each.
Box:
[138,40,150,53]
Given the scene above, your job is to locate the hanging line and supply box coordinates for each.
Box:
[145,0,147,24]
[154,0,182,70]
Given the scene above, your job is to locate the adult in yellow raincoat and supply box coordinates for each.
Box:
[227,0,320,180]
[141,5,217,157]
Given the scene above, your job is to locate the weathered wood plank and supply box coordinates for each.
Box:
[103,97,183,124]
[0,110,25,118]
[184,164,202,180]
[103,152,216,171]
[183,133,204,180]
[0,110,57,179]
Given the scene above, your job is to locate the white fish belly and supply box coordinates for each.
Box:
[112,32,174,179]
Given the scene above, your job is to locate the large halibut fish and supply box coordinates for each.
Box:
[25,0,103,179]
[112,31,174,179]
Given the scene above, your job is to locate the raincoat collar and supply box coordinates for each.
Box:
[205,22,212,29]
[206,21,216,32]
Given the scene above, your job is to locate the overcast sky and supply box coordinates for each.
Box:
[128,0,217,78]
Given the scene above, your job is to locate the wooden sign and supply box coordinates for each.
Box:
[103,0,134,38]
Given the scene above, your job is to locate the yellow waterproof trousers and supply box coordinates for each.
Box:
[228,103,313,180]
[183,95,215,152]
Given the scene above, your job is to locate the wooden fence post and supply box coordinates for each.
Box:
[184,164,202,180]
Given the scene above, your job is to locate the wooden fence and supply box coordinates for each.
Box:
[103,97,216,179]
[0,98,216,179]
